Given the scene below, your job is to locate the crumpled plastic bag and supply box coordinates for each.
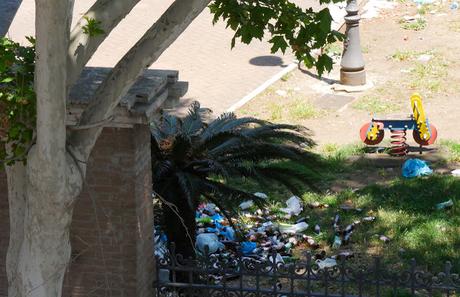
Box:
[220,226,236,241]
[402,158,432,178]
[241,241,257,255]
[316,258,337,269]
[239,200,254,210]
[279,222,309,234]
[196,233,225,254]
[281,196,303,216]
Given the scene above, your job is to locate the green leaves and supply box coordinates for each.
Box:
[0,37,36,164]
[82,16,105,37]
[151,102,319,215]
[270,36,288,54]
[209,0,345,76]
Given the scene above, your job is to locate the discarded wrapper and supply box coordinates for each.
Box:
[435,199,454,210]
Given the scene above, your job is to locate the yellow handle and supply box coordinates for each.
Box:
[367,122,380,140]
[410,93,430,141]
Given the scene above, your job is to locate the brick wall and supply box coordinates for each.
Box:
[0,126,154,297]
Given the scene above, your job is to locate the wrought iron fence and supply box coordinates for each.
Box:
[154,244,459,297]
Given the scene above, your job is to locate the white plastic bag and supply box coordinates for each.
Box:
[280,196,303,216]
[196,233,224,254]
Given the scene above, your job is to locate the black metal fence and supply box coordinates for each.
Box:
[154,245,459,297]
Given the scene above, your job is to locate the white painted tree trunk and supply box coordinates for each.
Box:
[5,162,27,297]
[5,0,210,296]
[5,1,82,297]
[7,150,82,297]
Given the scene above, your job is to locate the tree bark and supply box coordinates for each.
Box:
[5,162,27,297]
[68,0,211,162]
[6,1,83,297]
[8,149,82,297]
[162,186,197,261]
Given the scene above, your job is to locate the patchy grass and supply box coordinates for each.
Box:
[440,139,460,162]
[268,102,283,121]
[400,18,427,31]
[252,97,325,123]
[281,72,292,82]
[390,49,418,62]
[417,4,436,15]
[288,100,320,120]
[228,141,460,270]
[407,55,449,93]
[389,49,435,62]
[352,94,399,114]
[449,20,460,32]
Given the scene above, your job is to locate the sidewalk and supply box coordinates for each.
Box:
[4,0,344,114]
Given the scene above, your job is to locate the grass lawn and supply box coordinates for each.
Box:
[229,142,460,272]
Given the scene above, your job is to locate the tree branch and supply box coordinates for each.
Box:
[69,0,211,161]
[67,0,141,88]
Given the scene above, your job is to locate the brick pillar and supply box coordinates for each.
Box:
[133,125,154,297]
[0,125,154,297]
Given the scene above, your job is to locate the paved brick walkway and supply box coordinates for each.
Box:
[4,0,342,114]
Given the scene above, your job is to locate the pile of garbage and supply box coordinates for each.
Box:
[194,195,318,263]
[155,194,380,270]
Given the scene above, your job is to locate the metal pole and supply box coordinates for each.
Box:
[340,0,366,86]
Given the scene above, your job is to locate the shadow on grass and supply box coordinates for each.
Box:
[227,144,460,271]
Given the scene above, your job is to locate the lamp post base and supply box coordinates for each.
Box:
[340,69,366,86]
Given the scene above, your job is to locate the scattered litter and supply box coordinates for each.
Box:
[196,233,225,254]
[241,241,257,255]
[435,199,454,210]
[154,228,169,259]
[308,201,329,209]
[275,90,288,97]
[268,253,285,265]
[317,258,337,269]
[333,214,340,230]
[402,158,433,178]
[314,224,321,234]
[239,200,254,210]
[340,200,363,212]
[417,54,433,63]
[254,192,268,199]
[402,14,422,22]
[451,169,460,177]
[332,235,342,249]
[362,216,376,222]
[413,0,435,4]
[361,0,397,19]
[450,1,459,9]
[379,235,391,243]
[281,196,303,216]
[279,222,309,234]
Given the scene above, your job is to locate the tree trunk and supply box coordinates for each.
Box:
[5,162,27,297]
[7,150,83,297]
[162,186,197,261]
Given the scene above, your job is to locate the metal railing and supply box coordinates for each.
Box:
[154,244,459,297]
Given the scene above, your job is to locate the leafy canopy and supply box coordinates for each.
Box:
[209,0,345,76]
[151,102,320,219]
[0,37,35,164]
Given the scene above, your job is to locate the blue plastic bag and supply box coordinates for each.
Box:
[241,241,257,255]
[402,158,432,178]
[220,226,236,241]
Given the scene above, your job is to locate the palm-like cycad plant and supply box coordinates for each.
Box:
[151,102,319,258]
